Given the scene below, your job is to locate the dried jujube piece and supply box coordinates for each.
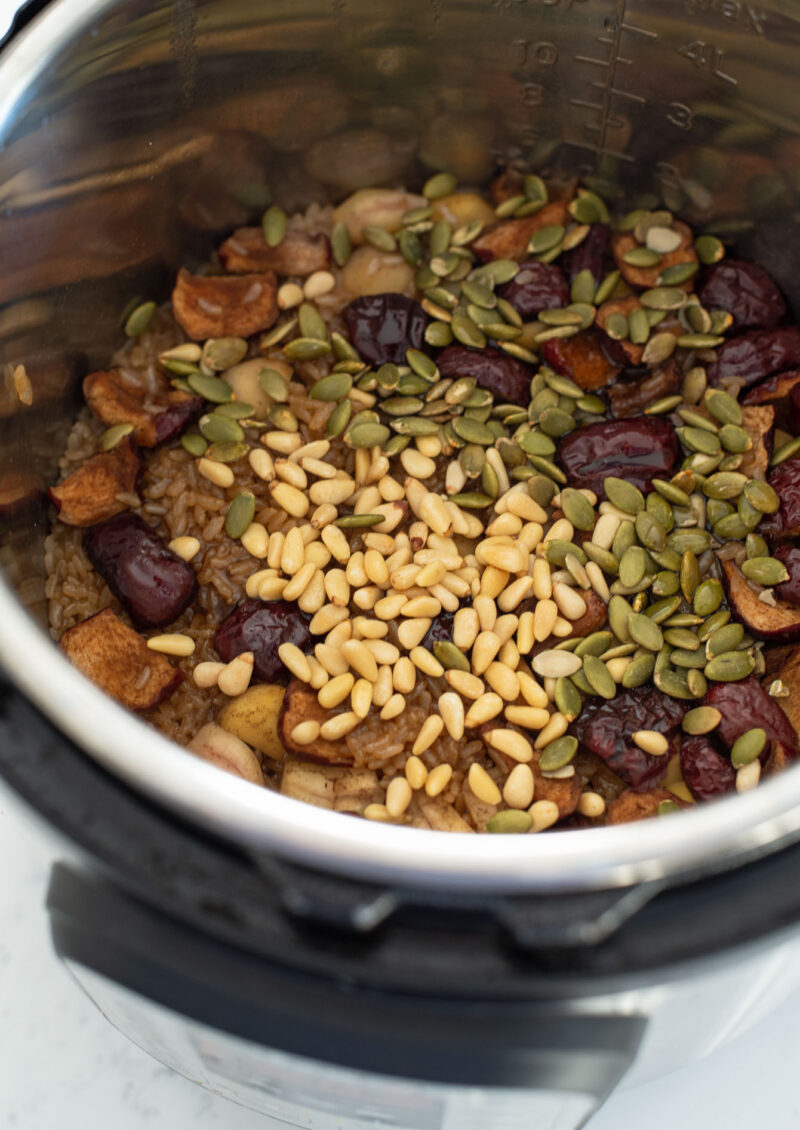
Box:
[572,686,687,790]
[760,457,800,539]
[218,227,331,277]
[558,416,679,495]
[706,675,798,761]
[343,293,427,366]
[706,327,800,389]
[680,736,736,802]
[436,345,531,404]
[497,260,569,318]
[84,513,198,629]
[698,259,786,330]
[215,599,313,683]
[564,223,609,283]
[774,545,800,606]
[607,360,681,419]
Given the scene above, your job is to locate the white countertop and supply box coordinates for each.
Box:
[2,785,800,1130]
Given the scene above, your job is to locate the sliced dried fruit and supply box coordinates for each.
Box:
[48,436,140,527]
[172,268,279,340]
[497,260,569,318]
[774,545,800,606]
[218,683,286,760]
[607,359,681,419]
[60,607,183,711]
[215,599,313,683]
[606,787,686,824]
[437,344,530,404]
[760,456,800,539]
[541,330,621,391]
[719,558,800,644]
[698,259,786,331]
[706,327,800,390]
[564,223,609,283]
[218,227,331,276]
[188,723,265,785]
[706,674,798,761]
[738,404,775,479]
[343,293,427,365]
[611,221,697,289]
[558,416,679,495]
[680,735,736,801]
[278,678,354,765]
[531,752,582,818]
[473,200,569,262]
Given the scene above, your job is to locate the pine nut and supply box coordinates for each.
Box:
[577,792,606,818]
[309,477,356,506]
[410,646,444,678]
[401,595,441,618]
[504,705,549,730]
[480,565,509,599]
[632,730,669,756]
[413,715,444,755]
[386,777,413,818]
[239,523,268,559]
[468,763,502,805]
[352,617,389,639]
[341,638,378,681]
[193,661,224,687]
[503,764,535,809]
[534,711,569,749]
[533,599,558,642]
[485,447,510,495]
[355,485,382,514]
[198,458,234,488]
[364,548,389,586]
[168,536,201,562]
[309,604,349,635]
[320,711,359,740]
[364,803,392,822]
[307,656,329,689]
[487,512,522,537]
[364,532,395,555]
[380,693,406,720]
[415,560,448,588]
[553,582,587,622]
[473,594,496,632]
[529,799,560,832]
[290,720,321,745]
[736,760,761,793]
[325,621,352,649]
[298,567,325,615]
[270,481,309,518]
[494,614,519,646]
[354,448,370,485]
[438,692,465,740]
[592,512,620,550]
[401,448,436,479]
[452,607,479,650]
[497,575,535,612]
[484,662,519,702]
[315,642,350,677]
[464,693,505,727]
[478,541,528,574]
[586,562,611,603]
[393,656,417,694]
[500,639,520,670]
[517,670,549,709]
[378,474,405,502]
[278,642,312,682]
[218,652,254,696]
[372,665,394,707]
[445,460,467,495]
[397,617,432,649]
[318,673,355,708]
[275,459,307,490]
[291,439,331,463]
[552,617,573,638]
[372,501,408,534]
[445,669,485,699]
[146,633,195,657]
[471,630,501,675]
[258,576,288,600]
[516,611,535,656]
[351,678,373,719]
[419,491,452,536]
[506,492,548,523]
[282,561,316,601]
[303,269,336,299]
[546,517,574,544]
[531,557,552,601]
[278,281,304,308]
[405,755,428,790]
[416,433,442,457]
[364,639,400,665]
[263,430,303,454]
[266,530,284,570]
[318,525,348,564]
[424,762,452,797]
[301,456,337,481]
[324,568,350,607]
[486,728,533,763]
[278,527,304,575]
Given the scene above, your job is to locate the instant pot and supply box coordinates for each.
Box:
[3,1,800,1126]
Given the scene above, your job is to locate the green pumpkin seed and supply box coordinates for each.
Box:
[362,225,397,253]
[225,492,256,539]
[523,174,547,203]
[695,235,725,265]
[772,436,800,466]
[642,333,678,366]
[486,810,533,834]
[691,579,723,618]
[741,556,790,586]
[696,611,731,645]
[718,424,750,454]
[554,676,582,721]
[644,596,682,624]
[622,651,655,687]
[658,799,682,816]
[683,706,722,735]
[261,317,297,349]
[124,300,156,337]
[559,488,596,531]
[459,444,485,477]
[681,366,707,404]
[664,628,700,650]
[451,416,493,445]
[611,520,636,562]
[450,312,486,349]
[262,205,287,247]
[214,401,254,419]
[706,622,744,659]
[162,359,201,377]
[283,337,332,362]
[452,220,484,247]
[745,533,770,559]
[634,511,666,553]
[254,368,286,403]
[268,404,299,432]
[538,407,575,438]
[678,550,699,602]
[606,595,631,642]
[544,539,587,569]
[592,270,619,305]
[574,632,615,659]
[639,286,687,311]
[743,479,780,514]
[703,471,748,500]
[676,333,725,349]
[200,414,244,444]
[571,269,597,305]
[618,545,646,588]
[667,529,711,556]
[704,388,742,426]
[528,224,565,255]
[689,675,713,712]
[713,513,749,540]
[671,648,708,669]
[425,321,454,348]
[385,434,410,456]
[731,728,767,768]
[604,476,644,515]
[539,735,579,772]
[100,423,134,451]
[160,343,202,364]
[576,394,607,414]
[202,337,248,371]
[580,655,616,700]
[423,172,457,200]
[187,373,234,403]
[655,666,696,700]
[296,303,328,343]
[603,313,629,341]
[308,372,352,403]
[526,455,566,483]
[679,426,721,457]
[705,650,754,682]
[334,513,384,530]
[326,399,352,437]
[473,259,519,286]
[651,479,690,508]
[652,571,680,597]
[657,261,699,285]
[434,640,471,672]
[449,491,493,509]
[628,612,664,651]
[623,247,661,267]
[181,433,208,457]
[623,309,647,346]
[347,422,391,448]
[330,221,352,267]
[645,395,684,417]
[582,542,619,574]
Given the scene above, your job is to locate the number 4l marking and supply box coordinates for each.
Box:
[678,40,737,85]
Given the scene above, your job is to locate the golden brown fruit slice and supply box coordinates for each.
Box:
[48,436,140,527]
[596,296,645,365]
[278,678,354,765]
[611,221,697,288]
[171,268,278,340]
[60,607,183,711]
[218,683,286,761]
[771,648,800,738]
[531,752,582,819]
[188,722,264,785]
[473,201,569,262]
[82,370,201,448]
[606,787,686,824]
[721,559,800,644]
[218,228,331,277]
[541,331,621,391]
[739,404,775,479]
[607,359,681,420]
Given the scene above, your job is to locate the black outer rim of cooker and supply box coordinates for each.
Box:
[4,674,800,998]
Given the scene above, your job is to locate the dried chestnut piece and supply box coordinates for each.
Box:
[572,686,687,790]
[541,330,621,391]
[698,259,786,330]
[680,736,736,802]
[84,513,198,629]
[760,456,800,539]
[706,327,800,389]
[497,261,569,319]
[558,416,679,495]
[215,599,313,683]
[219,227,331,277]
[706,676,798,761]
[437,345,530,404]
[343,294,426,366]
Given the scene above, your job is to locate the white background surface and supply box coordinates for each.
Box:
[1,0,800,1126]
[2,785,800,1130]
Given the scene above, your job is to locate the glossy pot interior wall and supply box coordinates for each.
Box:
[2,0,800,618]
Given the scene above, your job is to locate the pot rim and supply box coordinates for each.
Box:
[3,0,800,895]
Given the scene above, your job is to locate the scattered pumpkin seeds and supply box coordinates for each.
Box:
[124,300,156,337]
[262,205,287,247]
[225,492,256,539]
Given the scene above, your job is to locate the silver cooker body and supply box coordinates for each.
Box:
[2,0,800,895]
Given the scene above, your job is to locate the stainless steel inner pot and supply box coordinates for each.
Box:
[1,0,800,894]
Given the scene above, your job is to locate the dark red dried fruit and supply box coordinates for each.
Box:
[760,456,800,539]
[698,259,786,331]
[215,599,312,683]
[343,294,427,366]
[154,397,203,444]
[497,260,569,319]
[564,223,609,283]
[706,676,798,761]
[791,384,800,435]
[422,612,455,651]
[775,545,800,606]
[541,330,621,391]
[681,736,736,802]
[558,417,679,495]
[84,513,197,629]
[572,686,687,790]
[706,327,800,389]
[436,345,530,404]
